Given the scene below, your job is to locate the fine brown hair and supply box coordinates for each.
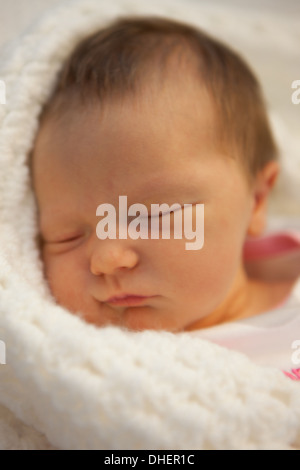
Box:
[40,16,278,184]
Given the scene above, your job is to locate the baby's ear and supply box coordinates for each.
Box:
[247,160,280,237]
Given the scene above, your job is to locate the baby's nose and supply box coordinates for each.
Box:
[90,241,139,276]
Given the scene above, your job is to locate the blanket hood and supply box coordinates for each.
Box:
[0,0,300,450]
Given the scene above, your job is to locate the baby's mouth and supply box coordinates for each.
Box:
[105,294,154,307]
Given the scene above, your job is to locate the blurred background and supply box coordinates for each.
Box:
[1,0,299,49]
[0,0,299,221]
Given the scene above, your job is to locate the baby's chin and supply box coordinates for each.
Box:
[68,301,184,332]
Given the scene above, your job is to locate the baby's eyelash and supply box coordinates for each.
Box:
[58,234,82,243]
[147,205,184,219]
[44,233,83,244]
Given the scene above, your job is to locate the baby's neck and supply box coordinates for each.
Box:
[185,268,295,331]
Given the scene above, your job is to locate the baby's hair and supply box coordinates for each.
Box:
[40,16,278,185]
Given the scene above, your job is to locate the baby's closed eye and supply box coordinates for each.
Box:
[146,203,184,219]
[41,231,87,254]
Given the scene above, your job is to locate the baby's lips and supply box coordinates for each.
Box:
[105,294,156,307]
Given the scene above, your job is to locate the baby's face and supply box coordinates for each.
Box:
[32,80,255,332]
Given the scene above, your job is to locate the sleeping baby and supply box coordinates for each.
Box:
[31,16,300,375]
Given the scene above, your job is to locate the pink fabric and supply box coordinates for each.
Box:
[243,231,300,261]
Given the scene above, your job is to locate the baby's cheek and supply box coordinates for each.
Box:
[184,223,240,300]
[42,251,119,327]
[42,251,84,310]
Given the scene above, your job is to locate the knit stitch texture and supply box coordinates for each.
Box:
[0,0,299,450]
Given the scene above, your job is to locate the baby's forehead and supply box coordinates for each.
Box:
[32,83,227,205]
[34,96,218,191]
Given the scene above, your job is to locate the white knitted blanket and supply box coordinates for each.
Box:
[0,0,300,450]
